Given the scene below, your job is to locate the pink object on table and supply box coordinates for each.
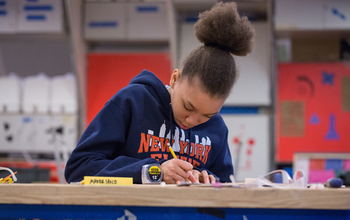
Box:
[308,170,335,184]
[343,159,350,170]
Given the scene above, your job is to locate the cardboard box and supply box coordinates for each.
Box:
[292,38,340,62]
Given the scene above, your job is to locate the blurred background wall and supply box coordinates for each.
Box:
[0,0,349,184]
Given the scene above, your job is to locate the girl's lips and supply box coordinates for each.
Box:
[178,121,189,130]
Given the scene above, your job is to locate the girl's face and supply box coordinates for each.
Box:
[169,69,225,130]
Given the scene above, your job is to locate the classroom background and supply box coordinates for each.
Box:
[0,0,349,185]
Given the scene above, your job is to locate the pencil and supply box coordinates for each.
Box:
[167,143,188,181]
[3,171,17,180]
[168,143,189,182]
[167,143,177,159]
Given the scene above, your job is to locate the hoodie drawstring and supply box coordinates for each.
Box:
[169,103,192,155]
[169,103,173,147]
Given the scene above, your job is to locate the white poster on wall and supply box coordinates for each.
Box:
[221,114,270,182]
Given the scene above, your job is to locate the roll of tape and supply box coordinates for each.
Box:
[142,164,162,184]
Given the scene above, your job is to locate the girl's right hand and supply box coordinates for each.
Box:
[160,159,196,184]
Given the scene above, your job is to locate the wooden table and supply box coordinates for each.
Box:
[0,184,349,219]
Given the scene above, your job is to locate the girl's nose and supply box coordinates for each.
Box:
[185,113,199,126]
[185,113,207,127]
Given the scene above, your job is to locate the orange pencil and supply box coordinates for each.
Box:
[3,171,17,180]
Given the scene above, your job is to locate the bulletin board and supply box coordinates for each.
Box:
[277,63,350,162]
[87,53,172,126]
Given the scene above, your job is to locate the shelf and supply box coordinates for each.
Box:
[87,41,170,52]
[275,29,350,39]
[0,32,69,42]
[174,0,268,21]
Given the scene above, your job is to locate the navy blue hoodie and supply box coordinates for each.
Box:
[65,70,233,183]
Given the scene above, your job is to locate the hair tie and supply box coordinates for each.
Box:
[204,43,231,53]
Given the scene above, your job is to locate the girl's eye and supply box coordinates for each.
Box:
[183,104,192,111]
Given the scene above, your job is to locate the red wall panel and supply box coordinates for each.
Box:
[87,53,172,126]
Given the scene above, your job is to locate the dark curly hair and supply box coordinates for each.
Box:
[180,2,255,99]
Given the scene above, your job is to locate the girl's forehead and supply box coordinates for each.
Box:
[182,76,216,99]
[180,75,205,91]
[178,77,224,112]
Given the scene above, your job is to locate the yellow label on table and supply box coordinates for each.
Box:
[82,176,133,185]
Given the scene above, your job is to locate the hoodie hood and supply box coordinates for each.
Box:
[129,69,172,113]
[130,70,180,147]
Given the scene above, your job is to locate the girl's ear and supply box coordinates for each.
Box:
[170,69,180,88]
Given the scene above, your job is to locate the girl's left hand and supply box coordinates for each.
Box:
[190,169,216,184]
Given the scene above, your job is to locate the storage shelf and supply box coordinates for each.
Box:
[276,29,350,39]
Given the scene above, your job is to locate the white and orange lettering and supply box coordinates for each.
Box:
[150,136,160,152]
[195,144,204,161]
[138,133,151,153]
[202,145,211,164]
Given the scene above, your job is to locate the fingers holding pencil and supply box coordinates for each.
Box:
[160,159,193,183]
[160,143,194,184]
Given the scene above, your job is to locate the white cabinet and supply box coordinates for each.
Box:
[275,0,323,30]
[84,1,168,41]
[0,0,63,33]
[0,75,21,113]
[17,0,63,33]
[0,0,18,33]
[0,73,78,153]
[275,0,350,30]
[0,114,78,153]
[22,74,50,114]
[324,0,350,29]
[84,2,126,41]
[128,2,168,41]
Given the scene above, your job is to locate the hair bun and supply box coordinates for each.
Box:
[194,2,255,56]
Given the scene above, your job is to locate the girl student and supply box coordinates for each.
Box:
[65,2,255,184]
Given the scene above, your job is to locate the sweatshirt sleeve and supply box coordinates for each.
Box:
[207,129,234,183]
[64,100,160,184]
